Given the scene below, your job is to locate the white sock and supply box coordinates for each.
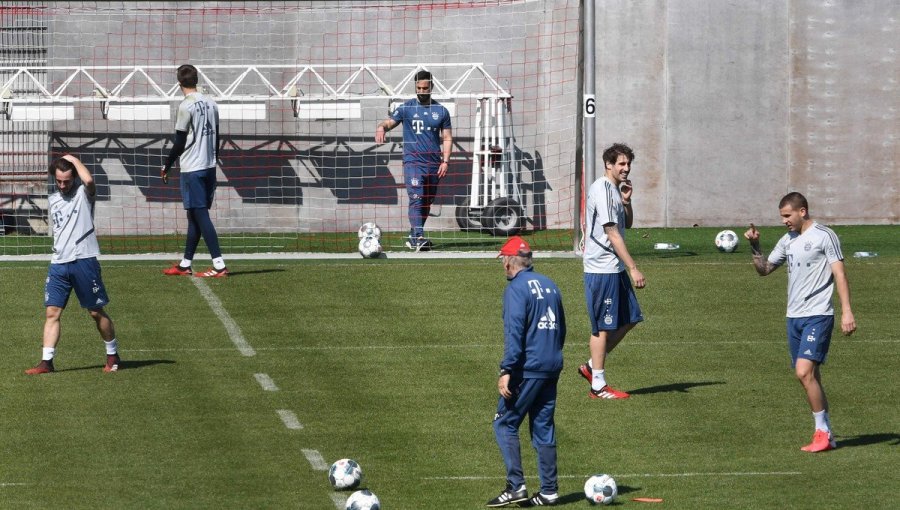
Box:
[42,347,56,361]
[180,258,192,268]
[813,410,830,433]
[212,257,226,270]
[591,369,607,391]
[104,339,118,356]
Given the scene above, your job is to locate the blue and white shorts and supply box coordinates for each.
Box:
[786,315,834,366]
[403,164,440,203]
[584,271,643,335]
[45,257,110,310]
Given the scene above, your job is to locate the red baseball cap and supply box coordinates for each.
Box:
[498,236,532,257]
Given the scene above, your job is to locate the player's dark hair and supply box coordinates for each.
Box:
[414,70,432,83]
[177,64,199,88]
[602,143,635,165]
[779,192,809,211]
[49,157,75,176]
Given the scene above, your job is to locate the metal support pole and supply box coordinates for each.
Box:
[584,0,596,187]
[574,0,595,253]
[471,98,484,208]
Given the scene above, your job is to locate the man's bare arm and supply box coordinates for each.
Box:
[745,223,778,276]
[605,224,645,288]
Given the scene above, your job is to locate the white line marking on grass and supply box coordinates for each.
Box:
[330,493,348,509]
[254,373,279,391]
[0,483,27,487]
[617,471,802,478]
[191,278,256,357]
[424,471,802,481]
[123,337,900,355]
[0,251,578,262]
[276,409,303,430]
[302,449,329,470]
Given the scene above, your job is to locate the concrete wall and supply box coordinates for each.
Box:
[37,1,580,235]
[3,0,896,238]
[595,0,898,226]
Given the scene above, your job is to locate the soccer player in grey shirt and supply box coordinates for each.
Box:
[25,154,121,374]
[745,192,856,452]
[161,64,228,278]
[577,143,646,399]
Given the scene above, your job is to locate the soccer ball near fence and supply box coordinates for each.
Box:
[584,473,617,505]
[715,229,739,253]
[357,222,382,240]
[358,237,382,259]
[328,458,363,490]
[345,489,381,510]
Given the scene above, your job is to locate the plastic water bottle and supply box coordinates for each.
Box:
[853,252,878,258]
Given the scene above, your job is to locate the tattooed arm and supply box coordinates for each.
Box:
[744,223,779,276]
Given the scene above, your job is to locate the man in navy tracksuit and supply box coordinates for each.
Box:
[487,237,566,508]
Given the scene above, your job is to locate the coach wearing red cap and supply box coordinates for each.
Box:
[487,237,566,508]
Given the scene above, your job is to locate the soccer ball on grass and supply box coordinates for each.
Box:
[584,473,617,505]
[357,222,382,240]
[345,489,381,510]
[329,458,363,490]
[715,229,739,253]
[358,237,382,258]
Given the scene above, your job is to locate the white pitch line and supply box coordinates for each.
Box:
[276,409,303,430]
[191,278,256,357]
[330,493,348,509]
[0,483,27,487]
[254,373,279,391]
[122,337,900,355]
[302,449,329,471]
[424,471,802,481]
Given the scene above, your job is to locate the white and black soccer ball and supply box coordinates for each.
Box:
[345,489,380,510]
[329,458,363,490]
[584,473,617,505]
[357,222,382,240]
[715,229,739,253]
[358,237,382,259]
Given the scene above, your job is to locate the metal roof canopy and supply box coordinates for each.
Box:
[0,63,512,121]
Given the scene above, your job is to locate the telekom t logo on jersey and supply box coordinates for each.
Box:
[528,280,545,299]
[412,119,424,134]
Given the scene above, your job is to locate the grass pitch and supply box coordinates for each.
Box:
[1,226,897,509]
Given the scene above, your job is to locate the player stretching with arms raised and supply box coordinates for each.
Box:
[25,154,121,374]
[745,192,856,452]
[578,143,645,399]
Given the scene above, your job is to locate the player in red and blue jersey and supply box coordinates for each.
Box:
[375,70,453,251]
